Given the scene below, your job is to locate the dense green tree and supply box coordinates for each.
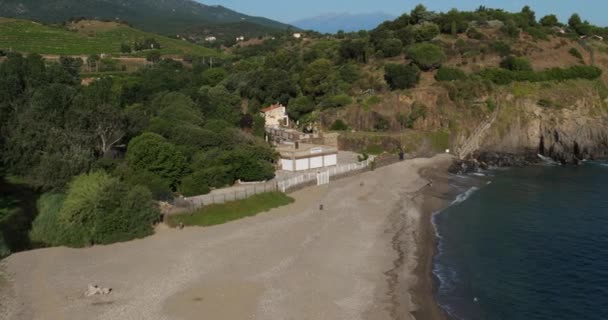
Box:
[287,95,315,121]
[301,59,341,99]
[384,64,420,90]
[126,132,186,190]
[200,68,228,86]
[568,14,582,29]
[540,14,559,27]
[406,43,446,70]
[339,39,368,63]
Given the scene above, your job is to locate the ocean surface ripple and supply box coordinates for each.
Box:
[433,163,608,320]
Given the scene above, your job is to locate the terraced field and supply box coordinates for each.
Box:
[0,18,220,56]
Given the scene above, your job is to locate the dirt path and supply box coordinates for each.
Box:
[2,155,452,320]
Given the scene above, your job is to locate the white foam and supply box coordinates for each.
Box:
[472,172,485,177]
[451,187,479,205]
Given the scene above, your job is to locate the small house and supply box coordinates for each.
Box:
[261,103,289,128]
[205,36,217,42]
[276,143,338,172]
[293,33,302,39]
[236,36,245,42]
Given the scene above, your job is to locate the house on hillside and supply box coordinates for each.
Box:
[205,36,217,42]
[236,36,245,42]
[293,33,303,39]
[261,103,289,128]
[276,143,338,172]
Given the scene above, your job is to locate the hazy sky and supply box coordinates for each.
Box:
[201,0,607,25]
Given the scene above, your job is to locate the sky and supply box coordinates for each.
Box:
[201,0,608,26]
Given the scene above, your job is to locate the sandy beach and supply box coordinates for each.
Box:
[0,154,454,320]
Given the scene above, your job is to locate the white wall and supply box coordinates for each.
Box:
[324,154,337,167]
[282,159,294,171]
[310,156,323,169]
[296,159,309,171]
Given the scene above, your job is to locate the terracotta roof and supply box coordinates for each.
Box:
[261,103,284,113]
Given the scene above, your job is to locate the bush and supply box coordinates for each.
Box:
[524,26,549,41]
[179,173,211,197]
[200,68,228,86]
[384,63,421,90]
[501,20,520,38]
[322,94,353,109]
[435,67,467,81]
[406,43,446,70]
[380,38,403,57]
[29,193,66,246]
[330,119,349,131]
[569,48,584,60]
[466,27,485,40]
[500,56,533,71]
[357,153,369,162]
[30,172,159,247]
[414,22,440,42]
[491,41,512,57]
[480,65,602,85]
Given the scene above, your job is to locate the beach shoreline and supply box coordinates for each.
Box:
[1,155,455,320]
[408,161,455,320]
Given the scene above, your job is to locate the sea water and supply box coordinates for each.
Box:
[433,162,608,320]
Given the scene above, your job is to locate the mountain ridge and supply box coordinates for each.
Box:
[292,12,395,33]
[0,0,293,35]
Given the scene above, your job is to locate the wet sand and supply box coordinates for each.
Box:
[0,154,454,320]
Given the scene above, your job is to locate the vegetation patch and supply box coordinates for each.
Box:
[0,19,220,56]
[168,192,294,227]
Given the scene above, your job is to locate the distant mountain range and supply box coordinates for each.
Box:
[0,0,293,36]
[292,12,396,34]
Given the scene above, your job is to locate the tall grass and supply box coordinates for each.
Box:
[168,192,294,227]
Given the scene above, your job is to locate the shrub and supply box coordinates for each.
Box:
[501,20,520,38]
[330,119,349,131]
[322,94,353,109]
[179,173,211,197]
[384,64,421,90]
[380,38,403,57]
[406,43,446,70]
[93,185,159,245]
[466,27,485,40]
[414,22,440,42]
[491,41,512,57]
[435,67,467,81]
[31,172,159,247]
[500,56,533,71]
[524,27,549,41]
[357,153,369,162]
[569,48,584,60]
[480,65,602,84]
[29,193,66,246]
[200,68,228,86]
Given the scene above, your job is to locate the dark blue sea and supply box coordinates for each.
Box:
[433,162,608,320]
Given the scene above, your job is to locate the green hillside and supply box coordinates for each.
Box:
[0,0,293,36]
[0,18,221,56]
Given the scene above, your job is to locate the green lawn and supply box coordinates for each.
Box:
[0,18,221,57]
[168,192,294,227]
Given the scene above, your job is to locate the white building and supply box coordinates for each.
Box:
[205,36,217,42]
[293,33,302,39]
[236,36,245,42]
[277,143,338,172]
[261,103,289,128]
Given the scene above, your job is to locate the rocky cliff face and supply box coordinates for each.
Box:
[478,94,608,164]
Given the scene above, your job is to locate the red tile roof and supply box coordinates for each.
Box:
[261,103,284,113]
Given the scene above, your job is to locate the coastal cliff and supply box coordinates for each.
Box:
[463,80,608,167]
